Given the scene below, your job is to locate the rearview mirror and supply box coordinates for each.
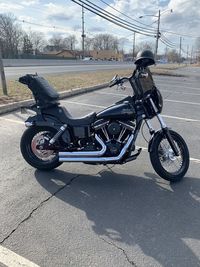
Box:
[111,74,118,82]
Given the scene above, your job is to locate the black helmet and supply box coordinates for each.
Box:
[135,50,155,67]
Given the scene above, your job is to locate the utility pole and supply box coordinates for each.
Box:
[186,45,189,64]
[155,9,161,61]
[133,32,136,60]
[179,37,182,64]
[81,5,86,59]
[0,45,7,95]
[190,46,193,64]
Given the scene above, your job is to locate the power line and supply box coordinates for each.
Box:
[83,0,156,34]
[71,0,156,37]
[85,0,155,33]
[17,19,78,34]
[161,29,200,39]
[161,34,177,47]
[97,0,200,39]
[98,0,158,31]
[160,38,176,49]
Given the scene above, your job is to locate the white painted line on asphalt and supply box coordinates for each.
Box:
[162,115,200,122]
[190,158,200,164]
[96,91,127,97]
[161,84,200,91]
[98,89,200,97]
[0,245,40,267]
[165,99,200,106]
[62,100,200,122]
[0,117,24,124]
[138,146,200,164]
[61,100,105,109]
[162,89,200,96]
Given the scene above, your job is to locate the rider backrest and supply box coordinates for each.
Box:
[19,74,59,106]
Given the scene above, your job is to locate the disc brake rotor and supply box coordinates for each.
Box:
[31,131,56,161]
[158,139,183,173]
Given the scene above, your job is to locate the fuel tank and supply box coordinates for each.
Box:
[96,102,135,120]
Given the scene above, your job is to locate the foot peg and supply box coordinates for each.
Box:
[124,148,142,163]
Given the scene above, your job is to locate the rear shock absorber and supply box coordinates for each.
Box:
[49,124,67,145]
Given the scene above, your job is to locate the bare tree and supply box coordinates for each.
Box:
[136,41,154,54]
[166,49,179,63]
[28,31,46,54]
[63,35,77,50]
[22,33,33,55]
[195,37,200,62]
[0,13,23,58]
[92,34,119,51]
[49,35,65,51]
[84,37,93,51]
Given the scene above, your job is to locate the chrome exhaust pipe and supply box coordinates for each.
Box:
[59,134,134,162]
[59,134,106,158]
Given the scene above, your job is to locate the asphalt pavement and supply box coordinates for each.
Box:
[0,67,200,267]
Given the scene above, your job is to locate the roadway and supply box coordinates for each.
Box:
[0,67,200,266]
[4,61,133,80]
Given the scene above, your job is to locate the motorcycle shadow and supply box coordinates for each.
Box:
[35,168,200,267]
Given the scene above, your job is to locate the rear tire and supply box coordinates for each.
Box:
[149,130,189,182]
[20,127,62,171]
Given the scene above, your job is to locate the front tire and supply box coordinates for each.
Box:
[20,127,62,171]
[149,130,189,182]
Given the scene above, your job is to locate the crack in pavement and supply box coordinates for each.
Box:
[0,174,80,245]
[99,237,138,267]
[0,166,112,245]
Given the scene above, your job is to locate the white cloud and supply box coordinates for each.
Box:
[21,0,40,6]
[0,2,24,12]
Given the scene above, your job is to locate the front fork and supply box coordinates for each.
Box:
[145,98,179,156]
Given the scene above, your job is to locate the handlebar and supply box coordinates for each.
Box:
[109,76,130,88]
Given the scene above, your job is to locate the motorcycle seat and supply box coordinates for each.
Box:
[61,107,96,126]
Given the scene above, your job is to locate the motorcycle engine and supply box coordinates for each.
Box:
[106,140,122,156]
[94,120,135,157]
[107,122,121,136]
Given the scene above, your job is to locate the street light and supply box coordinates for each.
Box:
[139,9,173,61]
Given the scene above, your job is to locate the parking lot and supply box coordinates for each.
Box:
[0,67,200,267]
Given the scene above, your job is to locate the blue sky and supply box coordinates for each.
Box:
[0,0,199,54]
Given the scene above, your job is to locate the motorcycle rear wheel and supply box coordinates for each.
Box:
[20,126,62,171]
[149,130,189,182]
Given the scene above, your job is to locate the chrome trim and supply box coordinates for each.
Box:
[118,121,135,131]
[157,114,167,128]
[149,98,167,129]
[145,120,154,132]
[117,127,126,142]
[59,134,106,158]
[25,122,34,127]
[102,126,110,141]
[93,120,109,130]
[59,134,134,162]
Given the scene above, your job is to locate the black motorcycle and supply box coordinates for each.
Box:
[19,50,189,182]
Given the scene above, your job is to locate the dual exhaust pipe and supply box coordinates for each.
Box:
[59,134,134,163]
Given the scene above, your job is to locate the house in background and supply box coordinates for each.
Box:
[89,50,123,61]
[42,49,124,61]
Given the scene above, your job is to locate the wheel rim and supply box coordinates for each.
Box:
[31,131,57,162]
[158,138,183,174]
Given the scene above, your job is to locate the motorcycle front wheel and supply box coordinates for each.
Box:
[20,126,62,171]
[149,130,189,182]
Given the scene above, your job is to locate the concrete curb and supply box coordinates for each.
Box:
[0,82,109,115]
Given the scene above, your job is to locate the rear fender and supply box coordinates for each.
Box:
[25,114,62,130]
